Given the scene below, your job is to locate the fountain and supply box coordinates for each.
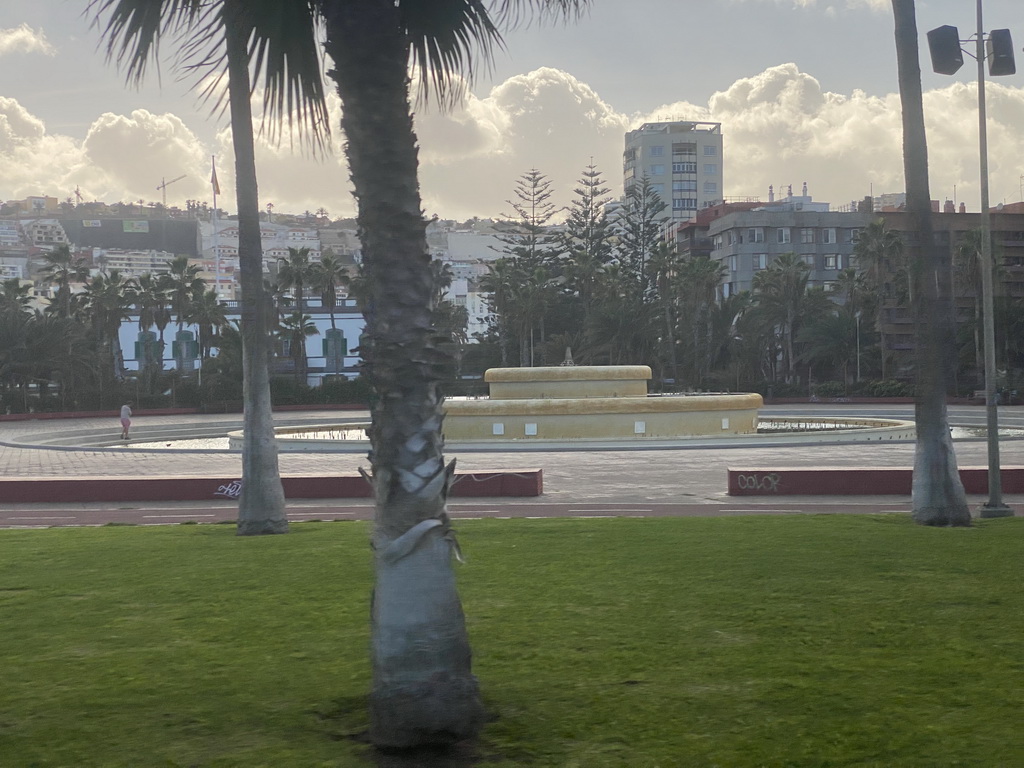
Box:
[441,365,762,442]
[216,365,922,452]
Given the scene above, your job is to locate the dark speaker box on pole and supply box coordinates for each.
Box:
[927,25,963,75]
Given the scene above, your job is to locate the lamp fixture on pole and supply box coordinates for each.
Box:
[927,1,1015,518]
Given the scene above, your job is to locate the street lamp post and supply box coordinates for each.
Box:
[928,2,1014,517]
[855,310,862,383]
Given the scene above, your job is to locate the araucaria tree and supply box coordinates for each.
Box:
[891,0,970,525]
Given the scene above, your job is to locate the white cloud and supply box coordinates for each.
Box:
[0,24,56,57]
[2,63,1024,218]
[415,67,630,219]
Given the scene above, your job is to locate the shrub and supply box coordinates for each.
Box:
[813,381,846,398]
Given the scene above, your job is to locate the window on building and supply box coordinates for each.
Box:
[650,164,665,176]
[650,145,664,157]
[824,281,837,292]
[727,231,737,245]
[704,164,718,175]
[800,227,814,244]
[672,198,697,210]
[752,253,767,271]
[704,181,718,195]
[672,180,697,192]
[703,145,718,156]
[824,254,842,270]
[822,228,836,244]
[713,235,723,250]
[802,255,816,268]
[650,183,665,197]
[729,255,737,272]
[746,228,764,243]
[672,162,697,173]
[777,228,791,244]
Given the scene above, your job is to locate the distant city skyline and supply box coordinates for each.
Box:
[2,0,1024,219]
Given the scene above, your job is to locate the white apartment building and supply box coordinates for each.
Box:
[22,219,69,250]
[623,121,723,221]
[0,221,22,248]
[200,220,321,299]
[93,248,175,278]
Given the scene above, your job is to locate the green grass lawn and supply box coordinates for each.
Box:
[1,515,1022,767]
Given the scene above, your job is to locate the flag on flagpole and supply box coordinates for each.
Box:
[210,156,220,196]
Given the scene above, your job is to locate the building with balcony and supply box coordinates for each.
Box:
[707,197,874,296]
[623,121,723,222]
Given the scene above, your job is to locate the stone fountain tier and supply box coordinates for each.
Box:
[441,365,763,441]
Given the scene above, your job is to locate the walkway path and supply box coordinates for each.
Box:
[1,405,1021,527]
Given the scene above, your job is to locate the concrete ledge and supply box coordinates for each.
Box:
[728,466,1024,496]
[0,469,542,503]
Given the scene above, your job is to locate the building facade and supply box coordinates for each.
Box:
[623,121,723,222]
[707,198,874,296]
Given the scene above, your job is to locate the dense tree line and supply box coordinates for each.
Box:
[0,244,438,413]
[478,169,1024,400]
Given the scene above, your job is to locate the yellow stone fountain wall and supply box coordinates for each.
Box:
[442,365,763,441]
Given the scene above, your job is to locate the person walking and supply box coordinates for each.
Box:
[120,403,132,440]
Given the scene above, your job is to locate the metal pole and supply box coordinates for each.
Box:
[976,0,1012,517]
[856,311,861,382]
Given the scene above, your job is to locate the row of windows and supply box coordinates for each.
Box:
[649,145,718,157]
[717,227,860,247]
[727,254,852,272]
[649,163,717,176]
[649,183,718,198]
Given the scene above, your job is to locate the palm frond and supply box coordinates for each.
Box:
[402,0,503,108]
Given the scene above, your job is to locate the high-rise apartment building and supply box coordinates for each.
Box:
[623,121,723,221]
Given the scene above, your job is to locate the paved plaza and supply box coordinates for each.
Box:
[0,404,1022,526]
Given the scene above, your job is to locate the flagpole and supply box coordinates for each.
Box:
[211,155,220,299]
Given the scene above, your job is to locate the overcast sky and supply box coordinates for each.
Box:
[2,0,1023,220]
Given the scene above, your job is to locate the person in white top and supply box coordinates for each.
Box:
[120,403,132,440]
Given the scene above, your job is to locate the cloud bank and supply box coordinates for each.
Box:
[2,63,1023,219]
[0,24,56,57]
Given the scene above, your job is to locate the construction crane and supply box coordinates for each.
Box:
[156,175,186,207]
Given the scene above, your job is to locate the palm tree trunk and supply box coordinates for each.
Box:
[225,4,287,536]
[322,0,484,748]
[892,0,970,525]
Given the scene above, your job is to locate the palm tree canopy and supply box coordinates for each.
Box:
[89,0,330,149]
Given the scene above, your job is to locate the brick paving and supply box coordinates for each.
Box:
[1,406,1023,513]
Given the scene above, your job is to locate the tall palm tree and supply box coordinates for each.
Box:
[39,245,90,319]
[97,0,590,746]
[953,228,997,386]
[311,252,347,329]
[277,309,319,382]
[277,246,314,311]
[92,0,328,536]
[892,0,969,526]
[0,279,33,317]
[752,253,810,383]
[131,271,172,377]
[188,287,229,360]
[161,255,205,331]
[678,255,728,387]
[81,270,134,383]
[320,0,590,746]
[853,218,904,378]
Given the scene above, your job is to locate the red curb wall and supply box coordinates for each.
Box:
[0,470,542,503]
[727,466,1024,496]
